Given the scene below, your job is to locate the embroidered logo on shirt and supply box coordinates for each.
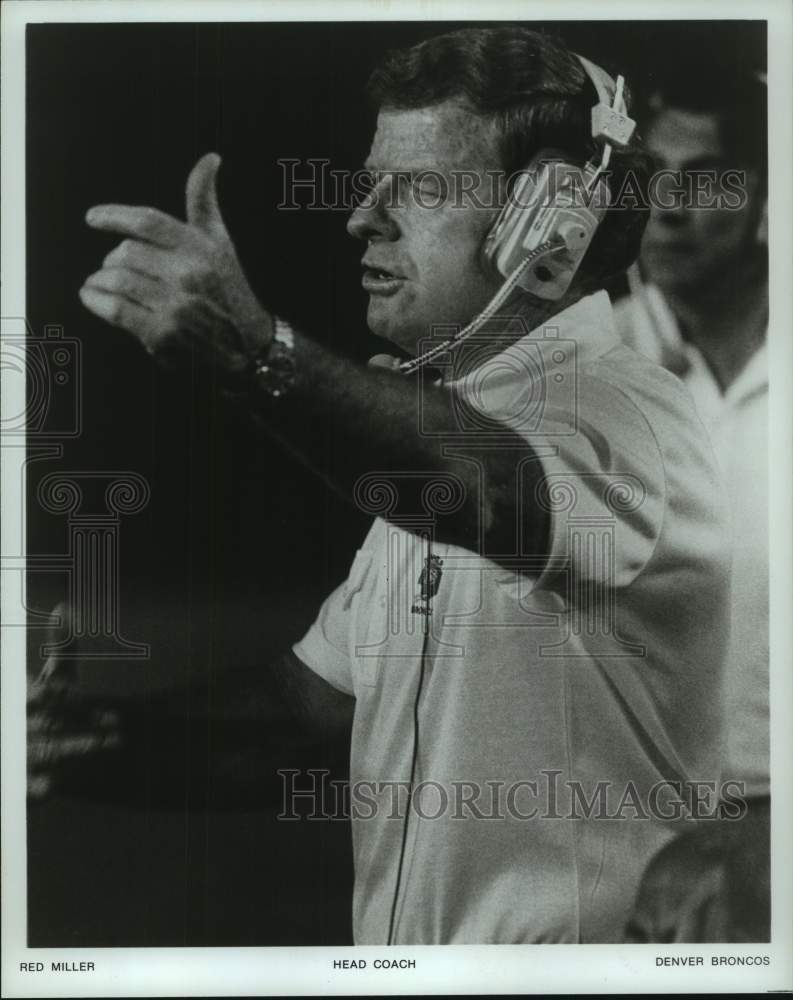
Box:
[411,554,444,616]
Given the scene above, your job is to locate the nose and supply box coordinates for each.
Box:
[651,204,688,232]
[347,175,399,243]
[651,172,690,228]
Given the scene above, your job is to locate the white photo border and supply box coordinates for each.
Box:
[2,0,791,995]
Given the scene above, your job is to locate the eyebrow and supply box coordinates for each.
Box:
[361,162,421,175]
[362,152,462,173]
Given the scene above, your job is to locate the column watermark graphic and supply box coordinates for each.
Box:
[1,317,151,660]
[36,472,151,660]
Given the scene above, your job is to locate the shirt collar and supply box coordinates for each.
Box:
[727,340,768,403]
[458,289,620,381]
[636,284,768,404]
[527,289,620,363]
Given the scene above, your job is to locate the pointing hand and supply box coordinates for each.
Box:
[80,153,273,378]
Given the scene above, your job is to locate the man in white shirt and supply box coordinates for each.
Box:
[295,287,730,943]
[32,27,732,943]
[614,68,769,800]
[614,68,769,942]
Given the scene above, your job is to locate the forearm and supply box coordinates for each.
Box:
[245,329,457,486]
[233,323,549,558]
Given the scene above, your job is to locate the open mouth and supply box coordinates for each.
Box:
[362,261,402,279]
[361,264,405,294]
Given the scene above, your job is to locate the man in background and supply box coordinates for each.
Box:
[615,67,769,941]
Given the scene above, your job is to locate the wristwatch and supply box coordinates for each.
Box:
[250,316,297,399]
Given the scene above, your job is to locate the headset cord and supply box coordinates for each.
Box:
[399,240,564,377]
[386,538,434,946]
[387,246,564,939]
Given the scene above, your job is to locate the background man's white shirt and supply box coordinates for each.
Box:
[614,285,769,797]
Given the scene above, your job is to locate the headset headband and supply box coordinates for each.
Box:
[576,54,618,106]
[574,53,636,151]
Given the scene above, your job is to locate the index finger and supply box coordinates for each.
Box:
[85,204,190,249]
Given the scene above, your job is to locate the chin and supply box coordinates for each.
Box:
[645,255,696,291]
[367,306,420,356]
[652,267,710,297]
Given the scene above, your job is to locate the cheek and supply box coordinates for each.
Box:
[411,206,496,285]
[691,208,752,251]
[646,204,680,230]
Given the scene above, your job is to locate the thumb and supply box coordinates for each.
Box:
[368,354,403,371]
[185,152,227,237]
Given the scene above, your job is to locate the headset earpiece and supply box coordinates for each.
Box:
[482,55,635,301]
[483,153,610,300]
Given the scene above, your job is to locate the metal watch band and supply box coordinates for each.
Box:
[251,316,297,399]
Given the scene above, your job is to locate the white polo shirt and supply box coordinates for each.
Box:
[295,290,731,944]
[614,285,768,797]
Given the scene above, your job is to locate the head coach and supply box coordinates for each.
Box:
[44,26,732,944]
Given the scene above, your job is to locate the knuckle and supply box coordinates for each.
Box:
[173,257,196,285]
[102,269,123,292]
[104,241,123,266]
[108,298,125,324]
[139,207,160,233]
[176,256,210,290]
[118,238,135,262]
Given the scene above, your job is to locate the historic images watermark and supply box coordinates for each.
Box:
[278,160,751,213]
[278,768,748,822]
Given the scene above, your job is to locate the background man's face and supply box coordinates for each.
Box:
[347,101,504,355]
[641,107,764,294]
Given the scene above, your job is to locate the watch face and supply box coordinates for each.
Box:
[255,347,297,398]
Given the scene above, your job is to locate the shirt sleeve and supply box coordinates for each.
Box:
[292,578,356,696]
[517,370,668,591]
[292,544,376,697]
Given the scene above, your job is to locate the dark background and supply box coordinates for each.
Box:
[26,19,766,947]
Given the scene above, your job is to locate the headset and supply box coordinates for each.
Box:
[400,55,636,376]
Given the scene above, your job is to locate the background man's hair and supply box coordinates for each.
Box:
[366,25,653,292]
[647,59,768,187]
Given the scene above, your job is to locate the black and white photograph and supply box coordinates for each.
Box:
[2,0,792,995]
